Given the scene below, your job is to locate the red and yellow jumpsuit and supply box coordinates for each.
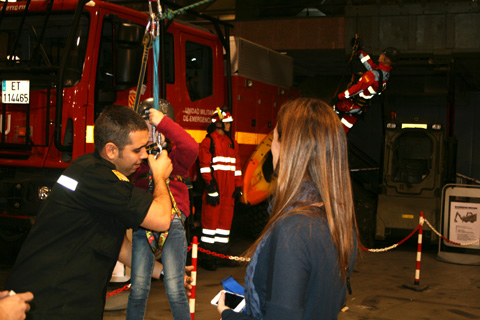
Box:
[199,130,242,250]
[334,49,392,132]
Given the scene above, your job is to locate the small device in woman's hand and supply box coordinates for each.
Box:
[211,290,245,312]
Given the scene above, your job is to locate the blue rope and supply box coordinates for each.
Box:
[152,35,160,111]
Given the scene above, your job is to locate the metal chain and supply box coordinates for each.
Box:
[107,216,478,298]
[423,216,480,246]
[187,245,250,262]
[362,223,421,253]
[106,283,130,298]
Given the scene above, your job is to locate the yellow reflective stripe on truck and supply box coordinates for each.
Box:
[186,129,208,143]
[235,132,267,145]
[86,125,94,143]
[185,130,266,146]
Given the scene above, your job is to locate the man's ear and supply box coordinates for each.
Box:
[104,142,119,160]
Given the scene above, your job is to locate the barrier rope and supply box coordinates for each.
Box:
[423,216,480,246]
[456,173,480,184]
[162,0,215,21]
[361,223,421,252]
[106,283,130,298]
[186,245,250,262]
[106,214,479,298]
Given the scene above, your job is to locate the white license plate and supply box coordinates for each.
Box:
[2,80,30,104]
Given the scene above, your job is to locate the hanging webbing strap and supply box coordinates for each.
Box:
[133,33,152,113]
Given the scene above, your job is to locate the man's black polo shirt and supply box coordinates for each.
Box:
[6,151,153,319]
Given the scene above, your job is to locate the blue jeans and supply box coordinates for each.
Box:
[126,215,190,320]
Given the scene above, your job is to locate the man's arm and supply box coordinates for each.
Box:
[153,112,199,171]
[358,49,377,71]
[140,152,173,231]
[198,137,213,185]
[233,139,242,188]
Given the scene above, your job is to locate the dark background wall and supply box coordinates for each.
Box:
[219,1,480,181]
[135,0,479,181]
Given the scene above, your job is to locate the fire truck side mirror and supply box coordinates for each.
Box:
[115,23,144,91]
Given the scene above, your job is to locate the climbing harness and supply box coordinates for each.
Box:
[145,178,185,255]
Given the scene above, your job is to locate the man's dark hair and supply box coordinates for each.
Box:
[383,47,400,64]
[94,105,148,152]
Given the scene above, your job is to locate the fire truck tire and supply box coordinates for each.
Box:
[247,201,269,238]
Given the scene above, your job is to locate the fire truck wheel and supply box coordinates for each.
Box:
[247,201,269,238]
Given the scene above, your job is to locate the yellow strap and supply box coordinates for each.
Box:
[166,178,182,220]
[145,178,184,254]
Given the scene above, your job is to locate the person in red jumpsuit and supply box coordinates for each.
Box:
[332,46,399,132]
[198,109,242,271]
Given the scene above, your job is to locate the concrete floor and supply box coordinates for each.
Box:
[100,233,480,320]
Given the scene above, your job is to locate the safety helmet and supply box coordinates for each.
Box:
[211,109,233,123]
[139,98,175,121]
[382,47,400,64]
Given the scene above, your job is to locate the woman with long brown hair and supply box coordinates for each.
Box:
[217,98,359,319]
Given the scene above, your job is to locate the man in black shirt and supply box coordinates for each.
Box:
[6,105,173,319]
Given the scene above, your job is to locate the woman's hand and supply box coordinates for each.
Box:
[217,291,231,315]
[148,108,165,127]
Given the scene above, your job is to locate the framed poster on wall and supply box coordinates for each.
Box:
[438,184,480,265]
[448,201,479,244]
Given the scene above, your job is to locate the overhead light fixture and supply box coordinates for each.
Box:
[296,8,326,17]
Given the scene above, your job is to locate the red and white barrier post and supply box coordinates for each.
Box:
[403,211,429,292]
[190,236,198,319]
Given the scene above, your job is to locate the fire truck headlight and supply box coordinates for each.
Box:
[38,186,51,200]
[386,122,396,129]
[432,123,442,130]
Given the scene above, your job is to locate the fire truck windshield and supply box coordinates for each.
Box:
[0,12,89,87]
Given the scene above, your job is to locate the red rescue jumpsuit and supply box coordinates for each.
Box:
[199,130,242,247]
[335,49,392,132]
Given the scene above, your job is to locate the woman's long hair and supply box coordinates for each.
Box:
[245,98,359,282]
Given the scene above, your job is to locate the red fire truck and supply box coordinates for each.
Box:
[0,0,298,232]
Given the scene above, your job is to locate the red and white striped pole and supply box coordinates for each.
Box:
[190,236,198,319]
[403,211,429,292]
